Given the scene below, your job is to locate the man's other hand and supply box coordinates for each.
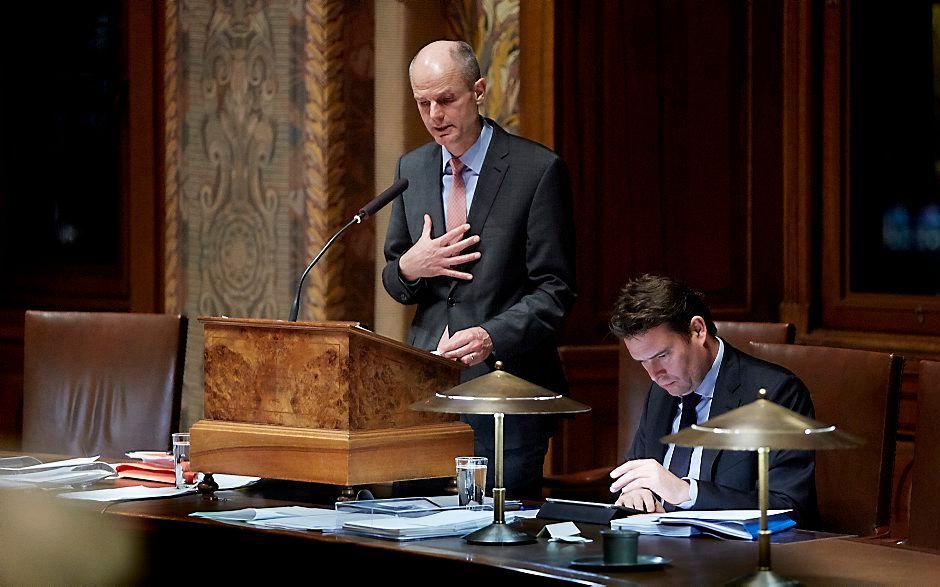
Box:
[615,488,665,513]
[609,458,691,506]
[398,214,481,281]
[438,326,493,366]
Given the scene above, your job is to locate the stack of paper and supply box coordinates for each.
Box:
[611,510,795,540]
[58,474,259,501]
[0,456,116,488]
[192,506,343,531]
[342,509,506,540]
[191,507,416,532]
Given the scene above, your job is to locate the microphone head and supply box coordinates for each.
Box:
[358,178,409,220]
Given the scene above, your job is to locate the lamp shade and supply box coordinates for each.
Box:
[409,362,590,415]
[662,397,863,451]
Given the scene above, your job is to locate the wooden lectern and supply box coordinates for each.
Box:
[190,317,472,485]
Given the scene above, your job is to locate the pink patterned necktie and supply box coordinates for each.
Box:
[446,157,467,231]
[439,157,467,349]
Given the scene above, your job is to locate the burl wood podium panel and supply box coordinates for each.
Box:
[190,317,472,485]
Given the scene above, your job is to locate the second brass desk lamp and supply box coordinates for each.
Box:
[662,389,862,586]
[411,361,590,545]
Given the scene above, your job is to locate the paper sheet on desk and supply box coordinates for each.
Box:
[58,474,260,501]
[0,456,104,473]
[612,509,795,540]
[190,506,321,522]
[251,511,375,531]
[342,509,512,540]
[190,507,374,531]
[0,456,116,488]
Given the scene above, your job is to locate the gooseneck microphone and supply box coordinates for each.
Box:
[288,178,409,322]
[357,177,409,220]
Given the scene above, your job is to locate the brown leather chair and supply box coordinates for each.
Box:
[749,342,902,537]
[714,321,795,349]
[543,321,794,500]
[907,360,940,550]
[22,311,187,458]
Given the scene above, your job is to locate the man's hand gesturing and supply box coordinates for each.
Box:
[398,214,481,281]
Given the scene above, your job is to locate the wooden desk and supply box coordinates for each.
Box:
[93,483,940,585]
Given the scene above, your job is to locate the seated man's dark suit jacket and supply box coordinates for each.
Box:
[382,119,577,463]
[626,341,819,526]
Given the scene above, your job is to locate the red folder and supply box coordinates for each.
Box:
[113,462,195,485]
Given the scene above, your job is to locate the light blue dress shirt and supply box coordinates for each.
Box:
[662,337,725,508]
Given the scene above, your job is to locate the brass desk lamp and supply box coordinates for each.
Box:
[411,361,590,545]
[662,389,862,586]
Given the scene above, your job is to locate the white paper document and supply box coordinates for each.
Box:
[342,509,510,540]
[58,474,260,502]
[0,456,103,472]
[611,509,795,540]
[190,506,377,531]
[190,506,321,522]
[249,511,349,531]
[0,456,116,488]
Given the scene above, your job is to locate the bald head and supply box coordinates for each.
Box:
[409,40,481,90]
[408,40,486,156]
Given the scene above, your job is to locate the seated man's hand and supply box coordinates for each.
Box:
[609,458,691,506]
[439,326,493,366]
[615,487,665,513]
[398,214,481,281]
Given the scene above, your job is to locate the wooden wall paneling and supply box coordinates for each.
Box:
[127,0,159,313]
[820,0,848,331]
[779,0,817,335]
[518,0,554,149]
[556,0,778,346]
[749,0,786,322]
[670,1,752,314]
[555,0,604,344]
[599,0,649,318]
[555,345,620,475]
[619,0,665,286]
[551,0,788,476]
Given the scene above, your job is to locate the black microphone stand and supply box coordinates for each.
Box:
[287,177,408,322]
[287,215,361,322]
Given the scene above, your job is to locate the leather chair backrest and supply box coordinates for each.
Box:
[908,360,940,550]
[749,342,902,536]
[617,322,794,460]
[22,311,187,458]
[714,321,795,348]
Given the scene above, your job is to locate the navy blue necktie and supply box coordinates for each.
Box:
[668,393,702,478]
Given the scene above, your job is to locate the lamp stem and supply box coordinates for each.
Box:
[758,446,771,571]
[493,412,505,524]
[495,412,504,488]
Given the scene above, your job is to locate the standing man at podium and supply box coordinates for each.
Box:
[382,40,576,498]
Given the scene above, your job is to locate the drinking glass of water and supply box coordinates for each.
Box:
[172,432,191,489]
[455,456,487,506]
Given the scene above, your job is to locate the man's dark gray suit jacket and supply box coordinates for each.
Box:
[626,342,819,525]
[382,119,576,450]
